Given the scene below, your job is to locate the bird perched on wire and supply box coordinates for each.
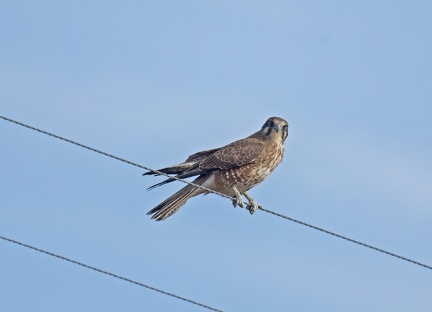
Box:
[144,116,289,221]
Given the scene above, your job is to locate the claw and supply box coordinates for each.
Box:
[246,200,261,214]
[232,197,245,208]
[231,187,244,208]
[243,192,261,214]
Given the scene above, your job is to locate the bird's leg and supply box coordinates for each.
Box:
[231,187,245,208]
[243,192,262,214]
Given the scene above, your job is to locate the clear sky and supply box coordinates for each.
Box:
[1,1,432,311]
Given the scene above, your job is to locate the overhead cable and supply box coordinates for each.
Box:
[1,114,431,271]
[0,235,224,312]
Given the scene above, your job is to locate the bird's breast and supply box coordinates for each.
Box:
[213,140,284,194]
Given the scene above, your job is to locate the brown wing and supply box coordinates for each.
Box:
[185,148,221,162]
[199,137,264,171]
[146,137,264,190]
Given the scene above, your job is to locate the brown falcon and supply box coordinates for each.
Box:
[144,116,288,221]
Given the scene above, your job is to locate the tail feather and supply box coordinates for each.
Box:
[147,176,208,221]
[142,162,197,176]
[146,168,216,191]
[146,177,176,191]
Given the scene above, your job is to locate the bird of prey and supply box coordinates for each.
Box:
[144,116,288,221]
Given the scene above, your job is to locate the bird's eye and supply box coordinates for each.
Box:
[268,120,274,127]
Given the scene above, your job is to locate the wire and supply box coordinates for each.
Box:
[1,114,431,271]
[0,115,232,201]
[259,208,432,270]
[0,235,224,312]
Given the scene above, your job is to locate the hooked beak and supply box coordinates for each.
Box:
[273,124,280,133]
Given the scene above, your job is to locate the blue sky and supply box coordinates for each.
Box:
[1,1,432,311]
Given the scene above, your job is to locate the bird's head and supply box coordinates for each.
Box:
[260,117,288,141]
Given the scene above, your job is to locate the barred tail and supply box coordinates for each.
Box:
[147,176,207,221]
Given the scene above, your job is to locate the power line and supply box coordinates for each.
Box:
[0,115,232,200]
[1,114,431,271]
[259,208,432,270]
[0,235,224,312]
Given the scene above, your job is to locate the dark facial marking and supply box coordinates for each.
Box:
[281,124,288,141]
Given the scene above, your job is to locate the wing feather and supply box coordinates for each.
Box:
[199,138,264,171]
[185,148,220,162]
[146,137,264,190]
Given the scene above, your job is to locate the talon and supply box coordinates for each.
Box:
[243,192,260,214]
[232,198,244,208]
[246,201,261,214]
[232,195,244,208]
[231,187,244,208]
